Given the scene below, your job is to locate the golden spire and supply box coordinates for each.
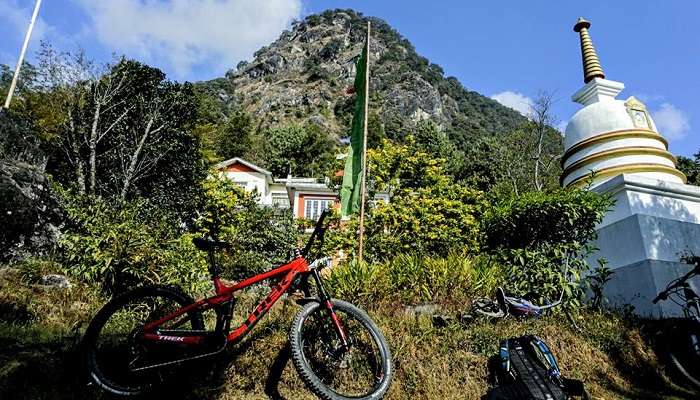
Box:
[574,17,606,83]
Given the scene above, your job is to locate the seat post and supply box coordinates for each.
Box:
[207,249,222,278]
[208,249,225,294]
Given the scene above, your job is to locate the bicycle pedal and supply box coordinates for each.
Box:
[458,313,475,325]
[431,314,454,328]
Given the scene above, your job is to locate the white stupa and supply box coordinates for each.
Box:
[562,17,686,188]
[564,18,700,317]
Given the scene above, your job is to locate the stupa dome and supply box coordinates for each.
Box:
[561,18,685,188]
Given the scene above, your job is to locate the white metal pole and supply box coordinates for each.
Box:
[3,0,43,111]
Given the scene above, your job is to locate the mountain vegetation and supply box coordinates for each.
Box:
[194,9,564,188]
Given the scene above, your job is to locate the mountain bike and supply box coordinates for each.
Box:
[470,256,572,320]
[471,287,564,319]
[81,209,393,399]
[653,256,700,390]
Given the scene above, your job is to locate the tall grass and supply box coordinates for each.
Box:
[324,252,505,307]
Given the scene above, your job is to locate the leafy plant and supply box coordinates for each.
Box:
[482,188,614,310]
[588,259,614,310]
[324,252,504,306]
[327,138,484,261]
[194,177,297,279]
[483,188,613,250]
[259,123,336,177]
[58,189,208,294]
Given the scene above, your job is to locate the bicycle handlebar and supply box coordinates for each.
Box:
[653,260,700,303]
[652,293,666,304]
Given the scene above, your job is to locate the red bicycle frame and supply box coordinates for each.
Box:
[139,256,312,346]
[135,209,347,356]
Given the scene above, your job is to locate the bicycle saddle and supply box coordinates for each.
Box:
[192,237,231,251]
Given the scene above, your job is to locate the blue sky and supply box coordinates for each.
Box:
[1,0,697,156]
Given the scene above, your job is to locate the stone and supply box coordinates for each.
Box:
[404,303,441,317]
[0,160,63,262]
[201,9,524,143]
[40,274,71,289]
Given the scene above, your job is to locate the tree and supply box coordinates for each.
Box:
[36,44,130,195]
[413,119,451,159]
[262,123,336,177]
[195,177,297,277]
[102,61,205,219]
[455,134,505,191]
[216,110,253,160]
[0,108,44,165]
[678,155,700,186]
[528,92,561,191]
[445,92,563,195]
[366,110,386,149]
[326,137,484,260]
[36,49,205,219]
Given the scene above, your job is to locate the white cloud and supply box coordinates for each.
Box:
[652,102,691,141]
[491,91,533,116]
[556,120,568,134]
[76,0,302,78]
[636,93,665,103]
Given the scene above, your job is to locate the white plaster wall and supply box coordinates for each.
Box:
[588,175,700,317]
[595,175,700,228]
[601,259,700,317]
[223,171,270,204]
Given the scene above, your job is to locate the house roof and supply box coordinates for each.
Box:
[215,157,272,176]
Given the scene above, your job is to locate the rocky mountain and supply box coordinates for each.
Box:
[197,9,526,151]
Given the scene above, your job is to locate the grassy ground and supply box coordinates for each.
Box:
[1,265,698,400]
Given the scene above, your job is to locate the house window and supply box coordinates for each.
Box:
[233,181,247,189]
[304,198,334,220]
[272,193,290,208]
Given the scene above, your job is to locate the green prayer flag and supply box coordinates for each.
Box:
[339,44,368,216]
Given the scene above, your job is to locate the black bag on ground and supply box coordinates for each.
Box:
[485,335,588,400]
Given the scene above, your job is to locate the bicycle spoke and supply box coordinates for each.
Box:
[299,307,382,396]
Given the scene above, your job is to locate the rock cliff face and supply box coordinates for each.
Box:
[198,9,525,149]
[0,160,62,262]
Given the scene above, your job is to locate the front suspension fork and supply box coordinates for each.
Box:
[311,269,349,349]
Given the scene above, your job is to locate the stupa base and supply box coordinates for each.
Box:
[589,174,700,317]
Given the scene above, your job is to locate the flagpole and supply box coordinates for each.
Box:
[357,21,370,262]
[2,0,42,112]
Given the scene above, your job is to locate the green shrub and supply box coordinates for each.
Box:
[366,184,483,259]
[195,177,297,279]
[58,190,209,294]
[325,252,504,306]
[482,188,614,310]
[483,188,612,250]
[260,123,336,177]
[326,138,484,261]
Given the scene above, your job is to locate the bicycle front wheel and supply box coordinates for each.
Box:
[290,299,393,400]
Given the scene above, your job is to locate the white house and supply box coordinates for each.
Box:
[215,157,387,220]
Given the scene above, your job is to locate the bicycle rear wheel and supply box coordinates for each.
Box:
[82,285,204,396]
[290,299,393,400]
[665,319,700,390]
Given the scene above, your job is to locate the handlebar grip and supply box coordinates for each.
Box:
[652,293,666,304]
